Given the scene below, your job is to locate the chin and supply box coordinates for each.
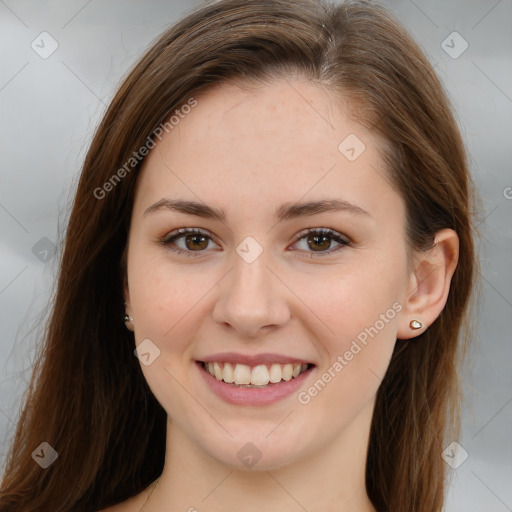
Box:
[198,432,307,472]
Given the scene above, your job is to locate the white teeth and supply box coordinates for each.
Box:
[213,362,223,381]
[233,363,251,385]
[269,364,282,383]
[204,361,310,386]
[223,362,235,383]
[282,363,293,381]
[251,365,270,386]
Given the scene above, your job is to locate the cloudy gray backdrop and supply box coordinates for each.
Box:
[1,0,511,510]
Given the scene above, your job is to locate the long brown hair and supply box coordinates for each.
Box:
[0,1,477,510]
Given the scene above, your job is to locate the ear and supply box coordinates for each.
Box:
[397,228,459,340]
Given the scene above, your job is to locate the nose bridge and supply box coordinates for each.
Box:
[212,243,290,336]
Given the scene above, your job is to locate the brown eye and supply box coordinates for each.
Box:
[292,228,350,257]
[183,234,209,251]
[160,228,218,256]
[307,233,333,252]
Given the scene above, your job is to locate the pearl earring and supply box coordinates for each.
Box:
[409,319,422,330]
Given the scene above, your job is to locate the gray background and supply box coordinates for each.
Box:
[0,0,511,510]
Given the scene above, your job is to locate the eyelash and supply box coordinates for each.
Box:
[158,227,351,258]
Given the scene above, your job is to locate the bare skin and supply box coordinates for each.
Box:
[104,78,458,512]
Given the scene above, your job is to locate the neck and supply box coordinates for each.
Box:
[144,400,377,512]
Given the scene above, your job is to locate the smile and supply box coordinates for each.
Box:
[200,361,312,387]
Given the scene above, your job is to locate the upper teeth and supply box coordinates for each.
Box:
[205,362,309,386]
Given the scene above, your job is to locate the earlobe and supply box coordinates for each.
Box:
[397,229,459,340]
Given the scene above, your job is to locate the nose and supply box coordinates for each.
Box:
[212,249,291,338]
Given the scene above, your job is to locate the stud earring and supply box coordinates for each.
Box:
[409,319,422,330]
[124,314,134,326]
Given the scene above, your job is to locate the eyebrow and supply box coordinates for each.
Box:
[143,198,370,222]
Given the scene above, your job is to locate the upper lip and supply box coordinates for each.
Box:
[197,352,314,366]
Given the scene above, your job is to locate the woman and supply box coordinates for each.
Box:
[0,0,477,511]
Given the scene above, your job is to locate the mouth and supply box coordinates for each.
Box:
[197,360,315,388]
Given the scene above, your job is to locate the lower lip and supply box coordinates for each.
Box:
[196,362,314,406]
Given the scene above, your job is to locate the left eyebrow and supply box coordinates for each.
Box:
[143,198,371,221]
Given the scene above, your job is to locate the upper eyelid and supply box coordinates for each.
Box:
[161,227,215,243]
[295,227,350,241]
[160,227,351,248]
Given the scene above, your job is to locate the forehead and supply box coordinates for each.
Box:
[133,79,402,223]
[167,79,354,167]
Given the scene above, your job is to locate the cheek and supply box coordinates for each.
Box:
[127,247,207,360]
[298,255,405,343]
[294,291,400,445]
[295,256,404,402]
[128,253,241,416]
[128,255,212,423]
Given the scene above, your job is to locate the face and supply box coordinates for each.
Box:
[124,78,412,470]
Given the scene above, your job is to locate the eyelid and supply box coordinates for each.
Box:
[293,227,351,245]
[159,226,351,257]
[158,227,218,254]
[288,227,351,258]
